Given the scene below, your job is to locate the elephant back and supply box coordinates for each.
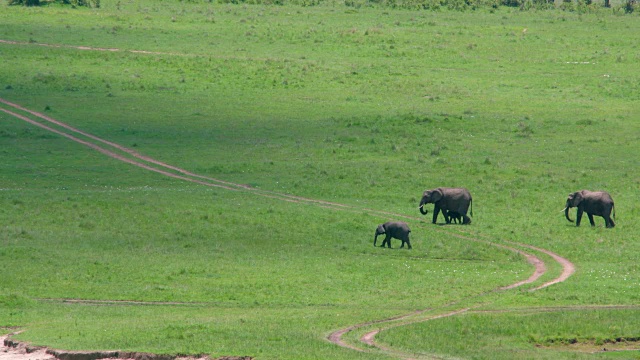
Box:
[438,187,472,213]
[583,190,614,205]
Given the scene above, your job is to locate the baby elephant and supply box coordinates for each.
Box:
[444,210,463,224]
[374,221,412,249]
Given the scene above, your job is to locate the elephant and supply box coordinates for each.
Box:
[564,190,615,228]
[374,221,412,249]
[419,187,473,225]
[444,210,463,224]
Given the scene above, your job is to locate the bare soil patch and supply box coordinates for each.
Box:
[2,335,251,360]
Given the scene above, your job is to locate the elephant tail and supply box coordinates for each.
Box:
[613,204,616,219]
[469,199,473,217]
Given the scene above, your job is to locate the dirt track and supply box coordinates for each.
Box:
[1,90,576,359]
[327,228,576,357]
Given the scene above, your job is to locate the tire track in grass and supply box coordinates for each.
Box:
[0,98,359,208]
[0,107,240,191]
[0,39,294,62]
[517,242,575,291]
[359,308,471,360]
[327,227,555,357]
[0,39,184,57]
[337,229,575,358]
[0,98,575,359]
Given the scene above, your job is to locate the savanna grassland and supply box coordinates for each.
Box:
[1,0,640,359]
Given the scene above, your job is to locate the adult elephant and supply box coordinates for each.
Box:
[419,187,473,224]
[564,190,615,228]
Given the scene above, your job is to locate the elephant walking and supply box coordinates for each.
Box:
[374,222,412,249]
[564,190,615,228]
[419,187,473,224]
[444,210,463,224]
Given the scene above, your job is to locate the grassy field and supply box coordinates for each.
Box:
[1,1,640,359]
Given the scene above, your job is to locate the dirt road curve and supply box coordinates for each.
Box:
[326,229,575,357]
[520,242,576,291]
[0,97,576,359]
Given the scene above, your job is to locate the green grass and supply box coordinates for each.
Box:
[1,188,524,306]
[1,1,640,359]
[378,307,640,359]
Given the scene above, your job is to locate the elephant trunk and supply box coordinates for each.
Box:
[374,233,379,246]
[419,202,429,215]
[564,205,574,223]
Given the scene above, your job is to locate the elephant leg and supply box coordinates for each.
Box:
[432,206,441,224]
[383,235,392,248]
[587,213,596,226]
[607,217,616,228]
[462,215,471,225]
[576,209,584,226]
[443,210,451,224]
[405,236,412,249]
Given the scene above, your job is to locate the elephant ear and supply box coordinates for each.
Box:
[572,191,584,206]
[376,224,386,234]
[431,189,443,202]
[566,193,574,207]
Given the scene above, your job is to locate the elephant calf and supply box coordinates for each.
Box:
[444,210,463,224]
[564,190,616,228]
[374,222,412,249]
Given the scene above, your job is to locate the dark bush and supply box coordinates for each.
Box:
[624,0,636,12]
[8,0,41,5]
[8,0,100,7]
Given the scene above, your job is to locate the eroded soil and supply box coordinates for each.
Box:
[1,334,251,360]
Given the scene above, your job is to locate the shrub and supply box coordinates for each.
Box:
[624,0,637,12]
[8,0,100,7]
[8,0,40,5]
